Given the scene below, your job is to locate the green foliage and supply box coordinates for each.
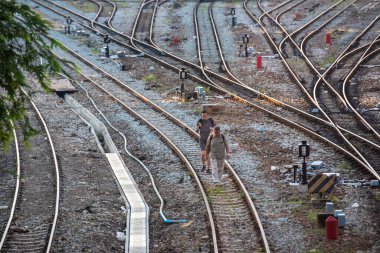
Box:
[329,194,340,205]
[309,249,323,253]
[206,184,222,194]
[288,196,304,205]
[90,47,101,56]
[0,1,64,147]
[193,107,203,115]
[337,160,352,171]
[143,74,157,82]
[195,84,210,93]
[307,210,318,222]
[374,191,380,201]
[67,1,97,13]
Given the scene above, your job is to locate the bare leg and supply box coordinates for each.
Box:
[201,151,207,166]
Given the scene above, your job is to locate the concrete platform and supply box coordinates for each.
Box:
[50,79,77,92]
[106,153,148,253]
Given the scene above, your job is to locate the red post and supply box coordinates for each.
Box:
[257,55,262,69]
[326,216,338,240]
[326,32,332,45]
[173,36,180,45]
[293,13,301,21]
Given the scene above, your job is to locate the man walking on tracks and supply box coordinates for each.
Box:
[205,126,229,184]
[196,111,215,172]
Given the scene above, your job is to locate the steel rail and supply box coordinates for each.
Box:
[52,39,221,252]
[260,0,353,108]
[209,1,244,85]
[193,0,224,89]
[336,39,380,66]
[196,3,270,250]
[258,2,380,147]
[0,121,20,251]
[299,3,355,54]
[149,0,376,147]
[107,1,380,240]
[314,17,380,140]
[256,1,380,174]
[36,0,341,135]
[88,0,103,31]
[342,38,380,137]
[88,0,117,30]
[60,72,187,224]
[37,0,316,103]
[258,0,293,23]
[35,0,379,175]
[275,0,307,24]
[21,88,61,253]
[53,27,273,253]
[103,0,117,28]
[273,0,380,136]
[244,0,379,178]
[183,2,379,249]
[69,0,380,178]
[194,0,380,153]
[33,0,217,91]
[129,0,155,48]
[1,85,61,251]
[278,0,344,48]
[309,15,380,137]
[149,0,168,51]
[244,0,320,106]
[276,8,380,141]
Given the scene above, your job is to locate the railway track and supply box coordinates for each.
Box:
[124,0,380,179]
[51,34,270,251]
[244,0,380,178]
[0,122,20,250]
[0,92,60,252]
[28,0,380,181]
[11,0,380,250]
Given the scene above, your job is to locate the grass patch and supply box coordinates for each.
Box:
[337,160,352,171]
[329,194,340,205]
[117,2,129,8]
[193,107,203,115]
[320,55,335,69]
[309,249,324,253]
[288,196,304,205]
[307,210,318,222]
[206,185,222,195]
[91,47,100,56]
[67,1,98,13]
[195,84,210,93]
[143,74,157,83]
[373,191,380,201]
[3,168,17,176]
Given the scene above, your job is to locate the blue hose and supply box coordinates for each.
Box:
[161,213,188,224]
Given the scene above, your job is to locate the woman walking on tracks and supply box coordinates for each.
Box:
[205,126,229,184]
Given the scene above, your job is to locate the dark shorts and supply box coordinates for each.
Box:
[199,139,207,151]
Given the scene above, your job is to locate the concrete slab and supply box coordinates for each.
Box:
[311,161,323,169]
[105,153,148,253]
[50,79,77,92]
